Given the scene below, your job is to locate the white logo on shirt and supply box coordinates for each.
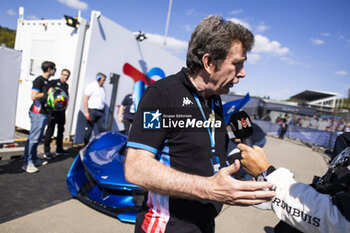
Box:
[182,97,193,106]
[227,105,236,114]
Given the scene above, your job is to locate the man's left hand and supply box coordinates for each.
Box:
[237,144,270,177]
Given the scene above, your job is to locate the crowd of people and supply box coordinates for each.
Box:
[261,113,350,133]
[23,61,109,173]
[287,115,350,132]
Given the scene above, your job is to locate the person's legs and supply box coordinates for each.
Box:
[23,112,49,166]
[123,119,132,135]
[55,111,66,153]
[43,114,56,154]
[84,109,96,145]
[279,127,286,139]
[278,126,283,139]
[95,110,106,134]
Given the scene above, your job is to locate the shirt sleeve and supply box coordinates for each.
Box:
[267,168,350,233]
[32,77,44,92]
[84,83,92,96]
[66,84,69,96]
[121,94,129,106]
[127,86,169,155]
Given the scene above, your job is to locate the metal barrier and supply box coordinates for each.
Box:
[253,120,340,149]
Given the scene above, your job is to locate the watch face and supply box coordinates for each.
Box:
[256,174,267,182]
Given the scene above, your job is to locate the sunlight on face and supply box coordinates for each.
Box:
[61,71,70,83]
[208,41,247,95]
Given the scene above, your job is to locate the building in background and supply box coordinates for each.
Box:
[221,94,317,123]
[290,90,345,112]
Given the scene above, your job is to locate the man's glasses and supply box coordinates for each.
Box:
[219,17,228,24]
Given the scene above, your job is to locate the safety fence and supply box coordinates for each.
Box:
[253,120,341,149]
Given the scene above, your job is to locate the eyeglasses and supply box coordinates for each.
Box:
[219,17,228,24]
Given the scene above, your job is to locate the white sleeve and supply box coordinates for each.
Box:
[84,83,92,96]
[267,168,350,233]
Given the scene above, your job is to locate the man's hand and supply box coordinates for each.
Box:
[84,112,90,120]
[206,159,275,206]
[31,89,44,101]
[125,148,275,206]
[237,144,270,177]
[118,105,125,123]
[83,95,90,120]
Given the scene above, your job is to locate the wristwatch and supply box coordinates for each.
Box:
[256,170,268,182]
[255,165,276,182]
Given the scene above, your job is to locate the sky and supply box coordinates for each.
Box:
[1,0,349,100]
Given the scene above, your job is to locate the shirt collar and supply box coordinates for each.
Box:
[179,67,203,98]
[179,67,218,102]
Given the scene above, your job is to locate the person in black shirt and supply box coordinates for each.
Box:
[43,69,70,159]
[124,15,275,233]
[118,93,135,135]
[23,61,56,173]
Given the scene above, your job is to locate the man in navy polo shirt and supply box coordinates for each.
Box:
[125,15,275,233]
[43,69,71,159]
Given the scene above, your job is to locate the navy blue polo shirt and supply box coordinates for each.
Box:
[127,68,228,233]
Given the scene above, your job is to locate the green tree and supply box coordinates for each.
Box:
[343,88,350,109]
[0,26,16,48]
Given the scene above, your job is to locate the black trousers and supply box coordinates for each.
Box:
[123,118,133,135]
[44,111,66,154]
[279,127,287,139]
[84,108,106,145]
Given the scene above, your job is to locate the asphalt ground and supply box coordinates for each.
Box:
[0,136,329,233]
[0,146,79,224]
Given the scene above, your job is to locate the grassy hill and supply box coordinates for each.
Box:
[0,26,16,48]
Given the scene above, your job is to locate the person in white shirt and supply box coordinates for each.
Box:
[83,73,107,145]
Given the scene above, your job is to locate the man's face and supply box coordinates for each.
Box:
[98,76,106,86]
[207,41,247,95]
[49,67,56,77]
[60,71,70,83]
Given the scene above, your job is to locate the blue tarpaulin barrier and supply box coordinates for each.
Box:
[253,120,340,149]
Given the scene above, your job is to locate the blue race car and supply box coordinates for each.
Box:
[66,131,144,223]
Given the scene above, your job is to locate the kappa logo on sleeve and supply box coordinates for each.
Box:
[143,109,162,129]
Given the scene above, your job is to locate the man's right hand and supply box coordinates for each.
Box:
[206,159,275,206]
[84,112,90,120]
